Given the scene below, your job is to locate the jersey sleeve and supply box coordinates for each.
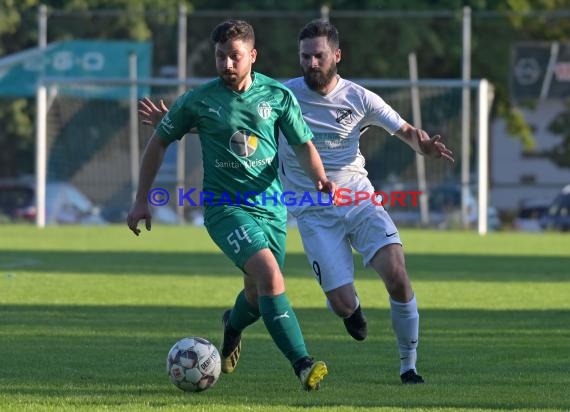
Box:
[276,88,313,146]
[155,91,197,143]
[362,90,406,135]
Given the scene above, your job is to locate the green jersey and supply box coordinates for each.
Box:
[156,72,312,218]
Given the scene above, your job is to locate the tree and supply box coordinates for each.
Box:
[0,2,41,176]
[0,0,187,177]
[545,101,570,168]
[1,0,569,177]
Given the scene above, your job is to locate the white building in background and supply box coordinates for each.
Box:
[491,100,570,211]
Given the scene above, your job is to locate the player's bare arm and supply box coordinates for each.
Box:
[291,141,337,195]
[395,123,455,164]
[127,134,169,236]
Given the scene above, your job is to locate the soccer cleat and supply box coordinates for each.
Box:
[400,369,424,384]
[294,357,328,391]
[220,309,242,374]
[342,305,368,341]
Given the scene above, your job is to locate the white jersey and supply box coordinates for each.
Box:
[279,76,406,215]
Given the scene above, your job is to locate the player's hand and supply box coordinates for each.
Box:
[417,129,454,163]
[316,179,338,205]
[127,200,152,236]
[138,97,169,128]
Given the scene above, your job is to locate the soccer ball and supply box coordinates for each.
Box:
[166,337,221,392]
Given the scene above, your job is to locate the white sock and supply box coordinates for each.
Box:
[390,295,419,375]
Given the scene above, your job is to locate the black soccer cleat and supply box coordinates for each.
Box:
[342,305,368,341]
[400,369,424,384]
[220,309,242,374]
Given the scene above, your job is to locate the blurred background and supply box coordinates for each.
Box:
[1,1,569,232]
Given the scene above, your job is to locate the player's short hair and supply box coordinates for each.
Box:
[210,20,255,47]
[298,19,339,49]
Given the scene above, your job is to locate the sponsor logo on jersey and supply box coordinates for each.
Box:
[257,101,272,119]
[336,108,353,125]
[214,157,274,169]
[229,130,258,157]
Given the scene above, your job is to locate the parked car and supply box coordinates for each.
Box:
[0,182,34,222]
[386,185,501,230]
[513,200,549,232]
[0,180,106,224]
[540,184,570,232]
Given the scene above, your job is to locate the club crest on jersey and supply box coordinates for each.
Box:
[336,108,353,125]
[257,101,272,119]
[229,130,258,157]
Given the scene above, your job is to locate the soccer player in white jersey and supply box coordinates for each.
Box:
[278,19,454,384]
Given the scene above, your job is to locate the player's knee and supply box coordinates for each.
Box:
[327,296,357,318]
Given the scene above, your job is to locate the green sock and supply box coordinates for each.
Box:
[229,289,261,332]
[259,293,309,365]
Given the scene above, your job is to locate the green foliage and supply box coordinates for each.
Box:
[0,99,35,177]
[545,100,570,167]
[0,99,33,138]
[1,1,570,176]
[504,106,536,151]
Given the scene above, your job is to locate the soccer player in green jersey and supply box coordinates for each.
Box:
[127,20,334,391]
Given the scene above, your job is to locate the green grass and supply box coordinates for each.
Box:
[1,225,569,412]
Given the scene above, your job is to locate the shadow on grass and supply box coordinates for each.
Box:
[1,250,570,282]
[1,304,568,410]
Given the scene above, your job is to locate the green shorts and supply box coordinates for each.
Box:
[204,206,287,270]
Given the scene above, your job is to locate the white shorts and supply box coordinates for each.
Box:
[296,177,402,292]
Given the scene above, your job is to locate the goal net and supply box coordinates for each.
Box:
[35,77,492,231]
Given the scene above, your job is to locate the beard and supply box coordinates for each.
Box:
[302,64,337,91]
[220,70,239,85]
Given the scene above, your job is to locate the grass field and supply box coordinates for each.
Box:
[1,224,569,412]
